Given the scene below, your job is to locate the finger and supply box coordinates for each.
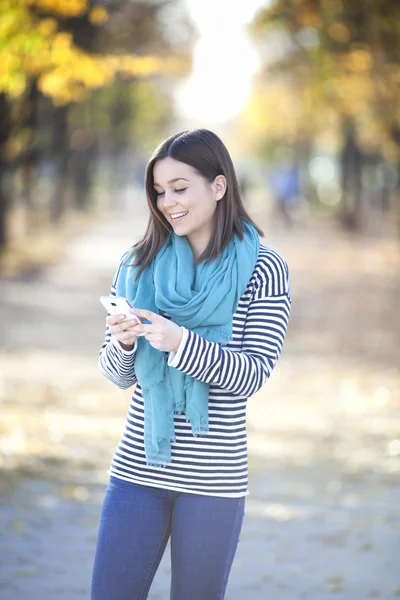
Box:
[118,325,142,338]
[126,311,145,323]
[107,314,127,326]
[108,323,128,336]
[124,314,144,324]
[119,326,142,339]
[121,321,147,337]
[120,330,138,341]
[140,324,157,334]
[120,321,154,335]
[126,326,146,337]
[111,321,135,335]
[129,308,161,323]
[126,322,142,331]
[142,333,162,343]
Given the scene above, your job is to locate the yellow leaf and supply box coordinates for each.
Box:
[31,0,88,18]
[89,7,109,26]
[52,32,73,51]
[38,70,65,97]
[328,22,350,43]
[36,17,58,37]
[5,73,27,97]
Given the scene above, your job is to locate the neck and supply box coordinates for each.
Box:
[187,234,209,261]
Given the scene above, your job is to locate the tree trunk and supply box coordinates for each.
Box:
[50,104,70,223]
[0,94,12,250]
[20,81,40,232]
[390,125,400,236]
[338,119,363,231]
[70,126,97,211]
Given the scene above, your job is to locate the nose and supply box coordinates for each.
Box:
[162,192,177,208]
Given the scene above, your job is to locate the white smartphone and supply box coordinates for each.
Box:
[100,295,142,327]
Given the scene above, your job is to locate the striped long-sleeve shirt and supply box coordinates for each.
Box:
[99,244,291,498]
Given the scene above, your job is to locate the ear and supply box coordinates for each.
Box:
[214,175,227,201]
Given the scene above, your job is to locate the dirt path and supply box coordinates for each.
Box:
[1,201,399,599]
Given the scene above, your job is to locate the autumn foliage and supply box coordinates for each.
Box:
[245,0,400,161]
[0,0,186,105]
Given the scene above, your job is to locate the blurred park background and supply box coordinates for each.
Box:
[0,1,399,599]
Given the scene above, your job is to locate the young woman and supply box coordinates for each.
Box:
[91,129,291,600]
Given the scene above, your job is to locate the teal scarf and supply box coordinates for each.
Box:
[116,221,260,467]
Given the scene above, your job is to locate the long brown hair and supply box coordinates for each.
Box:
[126,129,264,279]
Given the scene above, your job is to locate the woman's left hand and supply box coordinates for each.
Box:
[128,308,183,352]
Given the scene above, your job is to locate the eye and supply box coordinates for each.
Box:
[174,188,187,194]
[155,190,165,197]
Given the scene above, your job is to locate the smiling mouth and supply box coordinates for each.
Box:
[170,211,188,222]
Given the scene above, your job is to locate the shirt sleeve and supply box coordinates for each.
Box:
[168,253,291,397]
[98,252,138,390]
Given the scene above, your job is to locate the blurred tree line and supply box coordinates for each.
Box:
[0,0,193,257]
[242,0,400,232]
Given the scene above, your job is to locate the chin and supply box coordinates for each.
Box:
[171,221,189,234]
[173,228,189,237]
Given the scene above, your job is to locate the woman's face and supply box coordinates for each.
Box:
[153,157,226,257]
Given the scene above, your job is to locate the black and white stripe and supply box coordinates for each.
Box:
[99,244,291,498]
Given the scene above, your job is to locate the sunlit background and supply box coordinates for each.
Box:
[0,1,399,599]
[176,0,263,125]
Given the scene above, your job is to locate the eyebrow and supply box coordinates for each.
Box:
[153,177,190,187]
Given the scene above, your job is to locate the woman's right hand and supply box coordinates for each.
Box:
[107,314,142,351]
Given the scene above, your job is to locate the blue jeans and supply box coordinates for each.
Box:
[91,476,245,600]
